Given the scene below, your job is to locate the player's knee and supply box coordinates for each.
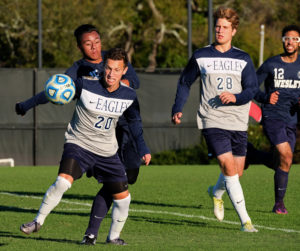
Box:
[280,154,293,170]
[104,181,129,196]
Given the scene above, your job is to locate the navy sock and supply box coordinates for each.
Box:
[274,168,289,203]
[85,187,112,237]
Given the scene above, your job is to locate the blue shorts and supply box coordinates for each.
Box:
[202,128,247,157]
[262,118,297,152]
[116,124,141,170]
[61,143,127,183]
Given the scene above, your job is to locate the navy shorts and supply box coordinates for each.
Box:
[61,143,127,183]
[262,118,297,151]
[202,128,247,157]
[116,124,141,170]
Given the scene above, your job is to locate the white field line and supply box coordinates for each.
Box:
[1,192,300,234]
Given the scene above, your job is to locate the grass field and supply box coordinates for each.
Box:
[0,164,300,250]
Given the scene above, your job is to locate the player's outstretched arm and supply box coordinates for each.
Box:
[172,112,183,125]
[15,91,49,116]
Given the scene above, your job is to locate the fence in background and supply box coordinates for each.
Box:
[0,68,200,165]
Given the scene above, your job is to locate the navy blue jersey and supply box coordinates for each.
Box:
[255,55,300,124]
[172,45,258,131]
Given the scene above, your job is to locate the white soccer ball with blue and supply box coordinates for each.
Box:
[45,74,75,105]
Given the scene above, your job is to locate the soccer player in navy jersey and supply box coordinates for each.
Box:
[17,48,151,245]
[247,25,300,214]
[172,7,258,232]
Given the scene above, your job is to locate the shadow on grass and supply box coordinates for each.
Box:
[0,190,95,201]
[0,205,89,217]
[0,230,78,244]
[128,215,237,231]
[1,190,204,210]
[1,190,266,217]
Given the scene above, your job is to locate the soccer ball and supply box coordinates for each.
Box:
[45,74,75,105]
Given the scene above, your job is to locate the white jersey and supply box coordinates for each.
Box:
[65,78,147,157]
[172,45,258,131]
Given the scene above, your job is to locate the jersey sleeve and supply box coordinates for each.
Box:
[122,62,140,89]
[123,97,150,157]
[73,78,83,99]
[234,56,258,105]
[171,54,200,116]
[16,91,49,115]
[65,63,78,81]
[254,62,271,104]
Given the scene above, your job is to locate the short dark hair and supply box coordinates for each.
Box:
[104,48,128,67]
[74,24,100,46]
[282,25,300,37]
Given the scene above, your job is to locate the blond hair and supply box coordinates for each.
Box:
[214,7,239,30]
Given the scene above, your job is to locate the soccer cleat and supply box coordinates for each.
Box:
[272,201,288,214]
[20,220,41,235]
[81,234,97,245]
[207,185,224,221]
[241,221,258,232]
[106,237,127,245]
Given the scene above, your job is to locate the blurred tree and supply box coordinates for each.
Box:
[0,0,299,69]
[0,0,38,67]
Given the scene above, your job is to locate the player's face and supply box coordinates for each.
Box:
[104,59,128,92]
[282,30,300,56]
[215,18,236,46]
[79,31,102,63]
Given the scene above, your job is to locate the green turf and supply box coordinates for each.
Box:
[0,165,300,250]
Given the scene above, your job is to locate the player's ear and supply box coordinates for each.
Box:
[122,66,128,75]
[232,28,237,37]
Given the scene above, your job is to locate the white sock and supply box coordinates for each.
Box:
[108,194,131,240]
[35,176,72,225]
[224,174,250,224]
[213,173,226,199]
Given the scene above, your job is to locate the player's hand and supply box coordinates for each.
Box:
[172,112,182,125]
[121,79,130,87]
[142,154,151,165]
[219,92,236,104]
[15,103,26,116]
[269,91,279,105]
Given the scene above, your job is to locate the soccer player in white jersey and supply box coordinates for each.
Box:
[18,48,151,245]
[172,7,258,232]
